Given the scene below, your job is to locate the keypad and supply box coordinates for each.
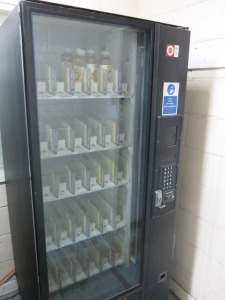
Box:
[162,165,175,190]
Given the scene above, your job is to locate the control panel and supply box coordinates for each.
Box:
[161,164,176,191]
[152,116,182,217]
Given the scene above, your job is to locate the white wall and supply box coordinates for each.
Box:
[1,1,225,299]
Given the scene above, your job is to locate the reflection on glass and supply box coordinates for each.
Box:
[32,12,147,300]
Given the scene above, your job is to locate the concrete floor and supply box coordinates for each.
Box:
[0,290,179,300]
[169,291,180,300]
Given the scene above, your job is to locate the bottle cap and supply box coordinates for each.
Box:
[75,48,85,56]
[86,49,95,56]
[101,51,110,56]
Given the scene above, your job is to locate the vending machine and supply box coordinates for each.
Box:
[0,1,190,299]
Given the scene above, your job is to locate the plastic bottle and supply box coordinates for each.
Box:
[86,50,97,94]
[61,48,73,93]
[61,48,72,67]
[73,48,86,84]
[86,50,97,83]
[99,51,112,93]
[99,51,112,82]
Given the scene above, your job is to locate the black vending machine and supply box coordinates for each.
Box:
[0,1,190,299]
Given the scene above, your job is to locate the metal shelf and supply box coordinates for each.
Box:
[43,178,128,204]
[41,142,130,160]
[37,92,132,105]
[46,222,126,253]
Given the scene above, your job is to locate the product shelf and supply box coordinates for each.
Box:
[38,92,132,105]
[46,222,125,253]
[41,142,130,160]
[43,178,128,204]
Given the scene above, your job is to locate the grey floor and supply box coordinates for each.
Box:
[169,291,180,300]
[0,290,179,300]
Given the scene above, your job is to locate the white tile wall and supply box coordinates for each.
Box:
[0,206,10,236]
[0,234,13,263]
[174,71,225,300]
[0,183,14,284]
[174,68,225,299]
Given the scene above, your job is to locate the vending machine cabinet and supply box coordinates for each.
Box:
[0,1,190,299]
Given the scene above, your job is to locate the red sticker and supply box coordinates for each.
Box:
[166,44,179,58]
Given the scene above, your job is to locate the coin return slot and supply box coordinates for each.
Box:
[158,271,167,283]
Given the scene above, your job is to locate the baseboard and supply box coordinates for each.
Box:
[0,280,18,296]
[170,279,195,300]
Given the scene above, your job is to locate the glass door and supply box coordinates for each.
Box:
[31,12,149,300]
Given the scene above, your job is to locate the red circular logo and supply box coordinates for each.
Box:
[166,45,174,56]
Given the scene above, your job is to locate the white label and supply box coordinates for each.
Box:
[90,176,97,186]
[91,82,98,93]
[116,215,121,223]
[75,137,82,148]
[90,136,97,146]
[58,139,66,150]
[37,81,46,93]
[60,231,68,240]
[56,81,65,93]
[90,222,96,232]
[75,227,82,236]
[59,182,66,192]
[46,235,52,245]
[74,82,82,93]
[43,186,50,196]
[118,171,123,180]
[105,134,111,144]
[104,174,110,183]
[174,45,179,58]
[120,133,125,143]
[103,218,109,228]
[40,141,48,152]
[75,180,82,190]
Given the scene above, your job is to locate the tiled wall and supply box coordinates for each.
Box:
[0,184,15,282]
[171,69,225,300]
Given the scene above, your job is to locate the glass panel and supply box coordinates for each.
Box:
[32,12,149,300]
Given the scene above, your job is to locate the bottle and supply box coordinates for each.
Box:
[61,48,73,94]
[86,50,97,83]
[73,48,86,85]
[61,48,72,70]
[99,51,112,93]
[86,50,97,94]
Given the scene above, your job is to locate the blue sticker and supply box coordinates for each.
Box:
[167,84,175,95]
[162,82,179,115]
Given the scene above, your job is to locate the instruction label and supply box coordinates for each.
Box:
[166,44,179,58]
[162,82,180,115]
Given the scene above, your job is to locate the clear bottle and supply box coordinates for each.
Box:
[99,51,112,93]
[73,48,86,83]
[99,51,112,83]
[61,48,72,67]
[61,48,73,93]
[86,50,97,83]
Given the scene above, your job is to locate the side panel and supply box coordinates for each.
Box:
[0,6,40,300]
[145,24,190,299]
